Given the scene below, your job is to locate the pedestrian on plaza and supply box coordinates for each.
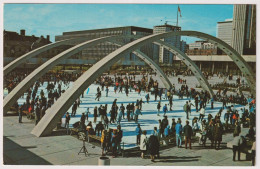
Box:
[148,134,160,162]
[233,121,241,137]
[175,120,183,148]
[135,123,142,145]
[232,133,241,161]
[117,125,123,155]
[104,115,109,129]
[65,112,70,134]
[251,140,256,166]
[214,119,223,150]
[93,106,98,123]
[171,118,176,136]
[18,106,22,123]
[152,127,158,137]
[35,104,41,125]
[80,113,86,125]
[111,129,118,158]
[158,119,163,142]
[224,110,230,131]
[163,104,168,116]
[183,120,193,149]
[161,116,169,137]
[101,129,108,156]
[95,121,104,136]
[140,130,148,159]
[157,101,161,116]
[126,103,131,121]
[164,125,171,138]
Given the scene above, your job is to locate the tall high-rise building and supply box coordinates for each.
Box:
[153,24,181,65]
[231,4,256,55]
[217,19,233,46]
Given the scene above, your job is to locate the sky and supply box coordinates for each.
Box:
[4,4,234,43]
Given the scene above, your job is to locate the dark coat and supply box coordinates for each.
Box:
[214,123,223,141]
[183,124,193,138]
[148,135,160,155]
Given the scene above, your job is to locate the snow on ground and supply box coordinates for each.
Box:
[3,75,249,149]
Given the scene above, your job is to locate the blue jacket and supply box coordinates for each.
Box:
[163,105,168,112]
[175,123,182,135]
[164,125,171,137]
[135,127,142,136]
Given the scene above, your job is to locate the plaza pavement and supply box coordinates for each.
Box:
[3,115,252,166]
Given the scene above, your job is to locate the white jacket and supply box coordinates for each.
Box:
[140,134,147,150]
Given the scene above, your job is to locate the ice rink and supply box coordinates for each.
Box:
[4,75,248,149]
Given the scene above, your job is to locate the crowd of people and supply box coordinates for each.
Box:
[5,70,256,164]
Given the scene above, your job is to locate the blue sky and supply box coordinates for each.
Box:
[4,4,233,43]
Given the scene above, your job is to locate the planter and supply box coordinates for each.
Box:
[98,156,110,165]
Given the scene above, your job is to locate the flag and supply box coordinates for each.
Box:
[178,6,182,17]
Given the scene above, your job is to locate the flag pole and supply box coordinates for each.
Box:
[177,6,179,26]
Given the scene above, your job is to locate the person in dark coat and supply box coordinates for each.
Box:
[214,119,223,150]
[111,129,118,158]
[183,120,193,149]
[93,106,98,123]
[71,101,77,117]
[161,116,169,137]
[148,135,160,162]
[65,112,71,134]
[95,122,104,136]
[80,113,86,125]
[208,120,215,147]
[18,106,22,123]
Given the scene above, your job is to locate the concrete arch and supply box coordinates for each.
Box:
[154,40,214,97]
[3,35,143,75]
[4,37,87,75]
[108,39,171,89]
[3,35,172,116]
[31,30,256,137]
[110,39,214,97]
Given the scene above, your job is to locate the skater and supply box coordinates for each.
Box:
[157,101,161,116]
[135,123,142,145]
[163,104,168,116]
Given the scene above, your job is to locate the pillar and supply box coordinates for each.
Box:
[212,62,215,74]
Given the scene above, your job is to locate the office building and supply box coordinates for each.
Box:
[217,19,233,46]
[153,24,181,65]
[55,26,154,66]
[231,4,256,55]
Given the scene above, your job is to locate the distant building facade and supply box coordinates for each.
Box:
[187,41,217,55]
[55,26,154,66]
[217,19,233,46]
[231,4,256,55]
[153,24,181,65]
[3,29,51,61]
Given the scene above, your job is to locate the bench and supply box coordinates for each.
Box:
[70,128,79,136]
[87,134,101,142]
